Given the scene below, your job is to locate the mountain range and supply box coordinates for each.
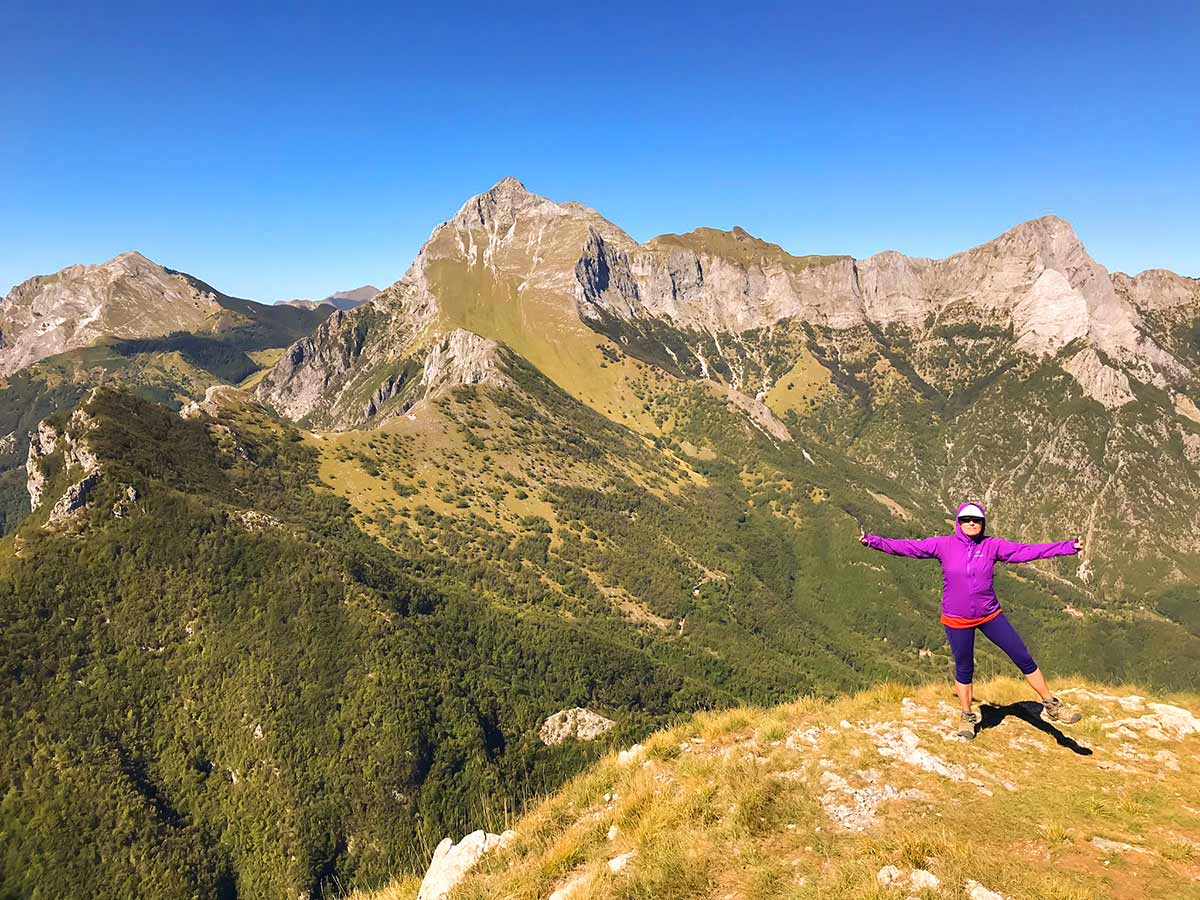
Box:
[1,178,1197,899]
[255,177,1200,596]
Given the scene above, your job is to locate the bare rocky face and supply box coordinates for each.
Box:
[0,252,229,377]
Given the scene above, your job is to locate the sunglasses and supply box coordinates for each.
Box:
[958,516,984,525]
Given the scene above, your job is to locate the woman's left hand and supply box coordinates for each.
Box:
[1074,537,1084,552]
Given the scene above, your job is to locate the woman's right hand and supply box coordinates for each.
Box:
[859,527,868,545]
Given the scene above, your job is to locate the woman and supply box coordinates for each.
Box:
[859,502,1082,740]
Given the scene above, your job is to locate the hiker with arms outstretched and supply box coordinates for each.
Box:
[860,502,1082,740]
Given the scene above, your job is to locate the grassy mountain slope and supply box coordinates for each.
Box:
[1,388,715,899]
[359,677,1200,900]
[6,343,1197,898]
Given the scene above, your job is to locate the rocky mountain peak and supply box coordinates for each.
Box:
[0,252,232,377]
[109,249,156,266]
[979,214,1088,272]
[450,176,539,230]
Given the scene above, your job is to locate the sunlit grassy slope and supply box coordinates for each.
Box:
[428,258,667,433]
[354,677,1200,900]
[645,227,849,275]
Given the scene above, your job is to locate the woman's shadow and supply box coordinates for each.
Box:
[977,701,1093,755]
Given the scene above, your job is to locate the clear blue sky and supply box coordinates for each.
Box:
[4,1,1198,300]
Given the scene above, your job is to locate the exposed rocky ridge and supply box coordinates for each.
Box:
[576,213,1188,406]
[25,401,106,526]
[179,384,259,420]
[259,179,1195,426]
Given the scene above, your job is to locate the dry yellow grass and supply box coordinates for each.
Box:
[763,349,836,419]
[351,677,1200,900]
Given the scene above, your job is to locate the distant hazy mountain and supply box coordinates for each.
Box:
[277,284,380,311]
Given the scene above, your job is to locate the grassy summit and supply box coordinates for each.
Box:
[645,227,849,274]
[358,677,1200,900]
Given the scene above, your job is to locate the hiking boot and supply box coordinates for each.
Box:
[1041,696,1081,725]
[957,709,980,740]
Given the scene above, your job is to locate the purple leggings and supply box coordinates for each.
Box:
[944,612,1037,684]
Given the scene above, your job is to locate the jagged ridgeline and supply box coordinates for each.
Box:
[1,178,1199,899]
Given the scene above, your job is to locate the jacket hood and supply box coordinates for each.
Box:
[954,501,986,543]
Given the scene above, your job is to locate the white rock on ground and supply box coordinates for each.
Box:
[823,770,925,831]
[417,829,515,900]
[538,707,616,745]
[876,866,940,891]
[548,872,589,900]
[909,868,940,889]
[607,850,636,873]
[876,865,903,886]
[1090,836,1145,854]
[1102,703,1200,741]
[616,743,643,765]
[965,880,1006,900]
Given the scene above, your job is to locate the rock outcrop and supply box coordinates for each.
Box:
[420,329,507,399]
[538,707,616,745]
[24,421,59,511]
[416,829,515,900]
[23,398,113,527]
[47,470,101,526]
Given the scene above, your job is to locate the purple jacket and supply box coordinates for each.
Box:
[862,502,1078,620]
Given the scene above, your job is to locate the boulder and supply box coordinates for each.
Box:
[417,829,515,900]
[538,708,616,746]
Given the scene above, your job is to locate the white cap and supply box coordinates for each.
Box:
[957,503,985,518]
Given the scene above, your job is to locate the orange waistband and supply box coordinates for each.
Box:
[941,608,1003,629]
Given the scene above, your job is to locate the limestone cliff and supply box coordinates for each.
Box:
[259,179,1195,422]
[575,213,1187,406]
